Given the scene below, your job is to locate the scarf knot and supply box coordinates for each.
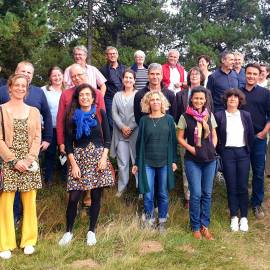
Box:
[73,105,97,140]
[186,106,210,147]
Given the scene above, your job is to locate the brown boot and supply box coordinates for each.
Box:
[200,226,214,240]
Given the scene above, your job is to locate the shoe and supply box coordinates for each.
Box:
[86,231,97,246]
[158,222,166,233]
[239,217,249,232]
[200,226,214,240]
[0,250,12,260]
[253,206,264,219]
[215,172,225,184]
[138,194,143,200]
[24,245,35,255]
[230,216,239,232]
[193,231,202,240]
[59,232,73,246]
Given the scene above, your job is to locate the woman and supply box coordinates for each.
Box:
[59,83,114,246]
[175,67,213,208]
[178,86,217,240]
[258,64,270,89]
[198,55,212,87]
[215,88,254,232]
[132,91,177,232]
[131,50,148,91]
[0,74,42,259]
[111,69,138,197]
[42,66,66,186]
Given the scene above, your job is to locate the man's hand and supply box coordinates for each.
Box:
[40,141,50,151]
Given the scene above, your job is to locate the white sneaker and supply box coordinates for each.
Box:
[24,245,35,255]
[115,191,123,198]
[0,250,12,260]
[239,217,249,232]
[59,232,73,246]
[86,231,97,246]
[230,216,239,232]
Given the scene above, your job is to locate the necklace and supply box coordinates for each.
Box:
[151,117,162,127]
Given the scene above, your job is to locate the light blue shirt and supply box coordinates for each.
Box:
[42,86,62,128]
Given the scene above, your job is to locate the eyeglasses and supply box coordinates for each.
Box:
[71,73,85,79]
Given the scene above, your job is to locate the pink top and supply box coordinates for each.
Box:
[56,87,105,145]
[64,64,107,89]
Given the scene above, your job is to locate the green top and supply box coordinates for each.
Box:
[144,116,169,167]
[135,114,178,194]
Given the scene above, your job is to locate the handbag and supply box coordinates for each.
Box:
[0,106,4,191]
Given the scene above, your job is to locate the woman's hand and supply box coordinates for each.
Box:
[122,126,132,138]
[14,160,28,172]
[132,165,138,175]
[172,163,177,172]
[97,156,107,171]
[189,146,196,156]
[71,164,81,179]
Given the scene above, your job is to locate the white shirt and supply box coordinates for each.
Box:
[225,110,245,147]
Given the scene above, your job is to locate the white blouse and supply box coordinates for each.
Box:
[225,110,245,147]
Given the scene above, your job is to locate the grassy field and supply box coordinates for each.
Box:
[1,174,270,270]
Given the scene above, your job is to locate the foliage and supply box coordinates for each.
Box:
[0,0,49,77]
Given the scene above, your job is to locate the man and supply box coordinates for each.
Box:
[207,51,239,112]
[56,64,105,154]
[233,52,246,88]
[64,45,107,95]
[240,63,270,219]
[0,61,52,150]
[162,49,187,94]
[0,61,53,224]
[100,46,126,131]
[134,63,176,125]
[258,63,270,89]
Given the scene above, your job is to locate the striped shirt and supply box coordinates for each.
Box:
[135,68,148,91]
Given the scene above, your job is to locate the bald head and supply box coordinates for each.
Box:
[69,64,88,86]
[15,61,34,83]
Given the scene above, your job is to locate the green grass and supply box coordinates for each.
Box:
[1,176,270,270]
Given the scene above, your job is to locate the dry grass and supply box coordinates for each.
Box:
[1,176,270,269]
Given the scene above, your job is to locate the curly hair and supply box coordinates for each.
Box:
[140,91,170,114]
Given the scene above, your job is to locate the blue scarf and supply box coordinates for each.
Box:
[73,105,97,140]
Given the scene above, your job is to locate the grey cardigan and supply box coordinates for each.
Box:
[110,90,138,158]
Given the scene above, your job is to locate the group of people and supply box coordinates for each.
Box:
[0,44,270,260]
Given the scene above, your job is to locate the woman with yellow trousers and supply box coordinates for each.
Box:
[0,74,42,259]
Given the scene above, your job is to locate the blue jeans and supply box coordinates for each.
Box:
[185,159,216,231]
[144,165,168,223]
[250,136,267,207]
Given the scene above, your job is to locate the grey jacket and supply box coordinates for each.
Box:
[110,90,138,158]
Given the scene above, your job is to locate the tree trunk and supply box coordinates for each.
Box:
[87,0,93,64]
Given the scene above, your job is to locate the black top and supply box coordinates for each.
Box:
[144,116,169,167]
[240,85,270,134]
[183,113,216,162]
[100,63,126,99]
[215,110,254,153]
[65,109,111,154]
[133,83,176,125]
[207,68,239,112]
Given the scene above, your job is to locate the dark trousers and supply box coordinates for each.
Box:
[250,137,267,207]
[221,147,250,217]
[43,128,67,183]
[104,97,113,135]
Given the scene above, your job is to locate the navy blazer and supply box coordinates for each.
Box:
[215,110,254,153]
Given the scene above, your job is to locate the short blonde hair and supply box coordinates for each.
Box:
[140,91,170,114]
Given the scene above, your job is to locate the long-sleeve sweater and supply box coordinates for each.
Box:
[0,84,52,143]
